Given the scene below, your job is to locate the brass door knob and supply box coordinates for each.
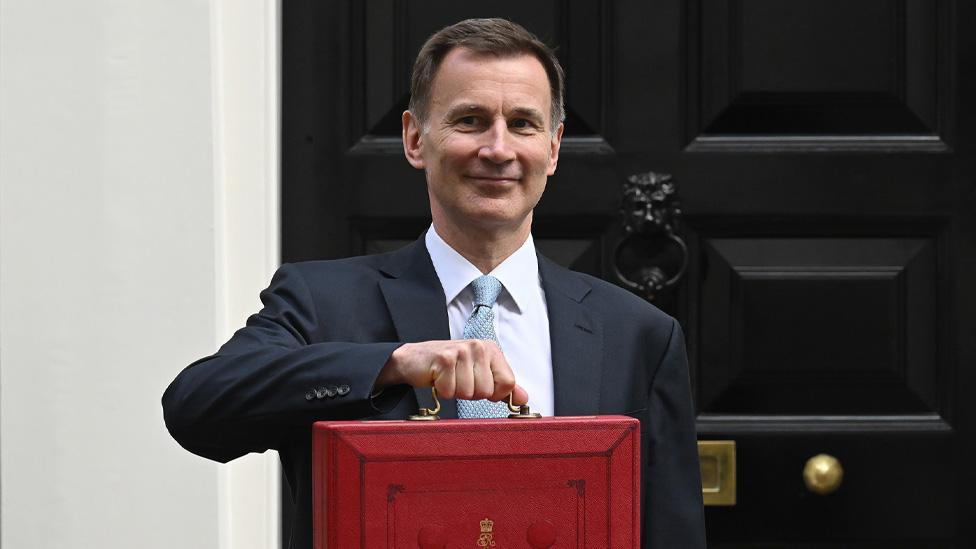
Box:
[803,454,844,495]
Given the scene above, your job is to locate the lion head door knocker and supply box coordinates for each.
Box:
[613,170,689,302]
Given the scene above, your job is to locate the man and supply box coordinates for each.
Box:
[164,18,705,548]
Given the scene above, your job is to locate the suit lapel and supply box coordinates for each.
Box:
[377,239,458,419]
[538,255,604,416]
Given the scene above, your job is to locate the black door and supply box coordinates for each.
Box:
[282,1,976,546]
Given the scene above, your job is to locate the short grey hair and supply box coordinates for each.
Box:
[409,18,566,133]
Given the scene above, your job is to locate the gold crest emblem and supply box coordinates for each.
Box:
[476,517,496,547]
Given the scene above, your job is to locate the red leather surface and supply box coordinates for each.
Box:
[312,416,639,549]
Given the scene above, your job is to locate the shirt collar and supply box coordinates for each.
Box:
[425,225,539,313]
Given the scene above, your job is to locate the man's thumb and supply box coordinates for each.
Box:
[511,384,530,406]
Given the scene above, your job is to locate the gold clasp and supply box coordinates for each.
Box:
[506,394,541,419]
[407,387,442,421]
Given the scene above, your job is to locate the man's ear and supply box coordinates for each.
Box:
[402,111,426,170]
[546,122,565,176]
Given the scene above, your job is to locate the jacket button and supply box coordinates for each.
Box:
[337,384,350,396]
[325,385,338,398]
[315,387,328,399]
[305,390,316,401]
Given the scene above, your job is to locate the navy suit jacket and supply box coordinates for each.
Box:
[163,238,705,549]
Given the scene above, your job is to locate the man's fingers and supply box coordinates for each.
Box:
[472,358,495,400]
[453,344,475,399]
[484,343,518,401]
[488,366,516,402]
[430,348,458,399]
[383,340,526,404]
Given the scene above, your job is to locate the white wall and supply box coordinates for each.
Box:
[0,0,279,547]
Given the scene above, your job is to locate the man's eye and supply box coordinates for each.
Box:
[511,119,538,131]
[457,116,479,126]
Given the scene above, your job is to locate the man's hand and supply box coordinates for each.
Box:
[375,340,529,405]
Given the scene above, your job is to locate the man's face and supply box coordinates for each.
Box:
[403,48,563,238]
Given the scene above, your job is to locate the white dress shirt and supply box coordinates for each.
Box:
[425,226,554,416]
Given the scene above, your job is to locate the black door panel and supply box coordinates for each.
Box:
[282,1,976,546]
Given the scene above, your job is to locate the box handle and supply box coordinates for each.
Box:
[407,389,543,420]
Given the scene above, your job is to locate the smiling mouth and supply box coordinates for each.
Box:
[467,175,521,182]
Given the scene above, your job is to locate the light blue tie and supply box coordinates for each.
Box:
[456,275,509,418]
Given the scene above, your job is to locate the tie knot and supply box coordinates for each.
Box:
[470,275,503,307]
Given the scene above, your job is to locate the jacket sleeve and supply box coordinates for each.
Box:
[644,318,707,548]
[161,263,407,463]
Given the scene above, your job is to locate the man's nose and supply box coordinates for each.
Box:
[477,120,517,164]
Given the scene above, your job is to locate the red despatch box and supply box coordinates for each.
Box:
[312,415,640,549]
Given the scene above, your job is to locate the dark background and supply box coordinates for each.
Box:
[282,1,976,546]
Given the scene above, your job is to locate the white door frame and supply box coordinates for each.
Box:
[210,1,282,547]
